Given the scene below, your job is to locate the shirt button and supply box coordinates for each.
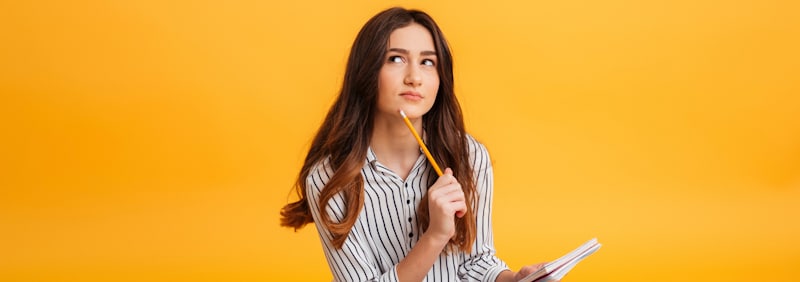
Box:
[404,183,408,188]
[406,199,411,204]
[408,232,414,238]
[408,217,412,222]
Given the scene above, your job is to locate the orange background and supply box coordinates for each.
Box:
[2,1,799,281]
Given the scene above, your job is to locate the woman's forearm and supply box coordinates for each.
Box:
[395,232,450,282]
[495,270,517,282]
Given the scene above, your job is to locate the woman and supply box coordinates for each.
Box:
[281,7,549,282]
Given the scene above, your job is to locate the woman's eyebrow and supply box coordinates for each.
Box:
[387,48,437,56]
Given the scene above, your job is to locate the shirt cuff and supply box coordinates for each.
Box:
[484,265,511,282]
[379,265,400,282]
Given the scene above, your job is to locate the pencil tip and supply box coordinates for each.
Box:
[399,110,407,118]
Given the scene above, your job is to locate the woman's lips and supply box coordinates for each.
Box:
[400,91,423,101]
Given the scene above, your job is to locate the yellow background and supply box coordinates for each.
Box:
[2,0,798,281]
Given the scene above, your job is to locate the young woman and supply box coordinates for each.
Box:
[281,7,550,282]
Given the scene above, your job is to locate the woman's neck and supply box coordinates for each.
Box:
[370,112,423,180]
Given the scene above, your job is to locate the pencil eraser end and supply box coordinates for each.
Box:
[399,110,407,118]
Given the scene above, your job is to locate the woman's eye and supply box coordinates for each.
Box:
[388,56,403,63]
[422,59,435,66]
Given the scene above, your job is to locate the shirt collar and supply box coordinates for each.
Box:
[366,145,429,175]
[366,146,379,166]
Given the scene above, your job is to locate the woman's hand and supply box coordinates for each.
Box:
[425,168,467,243]
[512,262,558,282]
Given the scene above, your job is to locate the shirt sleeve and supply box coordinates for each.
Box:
[458,137,511,281]
[305,159,400,282]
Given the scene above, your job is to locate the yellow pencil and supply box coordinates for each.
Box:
[400,110,444,176]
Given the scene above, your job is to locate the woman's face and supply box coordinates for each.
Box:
[376,22,440,120]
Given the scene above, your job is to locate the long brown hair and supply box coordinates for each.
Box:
[280,7,477,253]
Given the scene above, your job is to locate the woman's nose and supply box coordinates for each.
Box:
[404,65,422,86]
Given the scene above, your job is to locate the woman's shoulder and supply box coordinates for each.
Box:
[305,156,335,194]
[465,133,488,152]
[465,133,491,162]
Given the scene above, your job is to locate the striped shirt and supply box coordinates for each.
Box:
[306,135,509,281]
